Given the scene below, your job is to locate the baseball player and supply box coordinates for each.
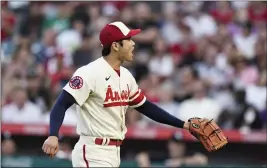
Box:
[42,21,198,167]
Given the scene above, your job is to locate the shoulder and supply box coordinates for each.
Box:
[75,58,102,77]
[83,58,102,69]
[120,66,130,73]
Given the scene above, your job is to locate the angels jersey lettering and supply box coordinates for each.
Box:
[63,57,146,140]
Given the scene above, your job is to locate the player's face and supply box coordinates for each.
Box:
[118,38,135,62]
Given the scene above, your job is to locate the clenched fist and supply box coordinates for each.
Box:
[42,136,59,157]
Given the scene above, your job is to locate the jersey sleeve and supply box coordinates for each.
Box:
[128,74,146,108]
[63,67,94,106]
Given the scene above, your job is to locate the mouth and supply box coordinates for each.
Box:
[131,48,135,55]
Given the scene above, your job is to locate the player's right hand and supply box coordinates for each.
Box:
[42,136,59,158]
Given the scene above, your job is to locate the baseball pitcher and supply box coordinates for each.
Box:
[42,21,227,167]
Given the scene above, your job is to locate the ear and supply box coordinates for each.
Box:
[111,42,119,52]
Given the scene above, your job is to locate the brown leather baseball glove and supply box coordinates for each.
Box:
[188,117,228,152]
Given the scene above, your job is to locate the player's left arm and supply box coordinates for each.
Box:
[134,100,188,129]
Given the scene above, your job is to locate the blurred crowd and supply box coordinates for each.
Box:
[135,133,208,167]
[1,1,267,133]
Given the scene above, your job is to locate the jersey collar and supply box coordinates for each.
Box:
[101,57,121,78]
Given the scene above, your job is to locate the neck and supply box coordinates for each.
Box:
[103,55,122,70]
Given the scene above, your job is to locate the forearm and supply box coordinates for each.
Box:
[134,100,185,128]
[49,90,76,137]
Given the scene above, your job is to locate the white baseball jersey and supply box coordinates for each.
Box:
[63,57,146,140]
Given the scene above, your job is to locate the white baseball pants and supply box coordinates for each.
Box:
[72,136,121,167]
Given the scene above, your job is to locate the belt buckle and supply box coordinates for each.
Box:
[115,139,120,146]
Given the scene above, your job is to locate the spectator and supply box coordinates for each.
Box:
[245,70,267,112]
[135,152,151,168]
[233,90,264,131]
[1,2,16,42]
[5,45,34,80]
[178,1,204,14]
[177,80,222,122]
[1,139,17,156]
[212,85,237,129]
[1,2,16,60]
[26,71,50,113]
[194,43,229,89]
[231,1,249,10]
[135,132,208,168]
[56,3,90,63]
[1,65,22,106]
[148,37,174,78]
[233,22,257,60]
[32,29,57,64]
[230,54,259,89]
[215,40,235,74]
[160,2,183,46]
[19,2,45,41]
[247,2,267,26]
[157,81,179,118]
[2,46,35,106]
[87,3,110,57]
[102,2,120,21]
[210,1,234,25]
[120,6,134,26]
[169,24,198,65]
[173,66,199,103]
[141,73,161,103]
[2,87,42,124]
[72,32,93,69]
[47,49,74,96]
[42,2,72,33]
[183,5,217,39]
[252,29,267,73]
[211,23,232,49]
[164,133,208,167]
[128,2,158,52]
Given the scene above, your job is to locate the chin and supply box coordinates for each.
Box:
[125,55,134,62]
[126,58,133,62]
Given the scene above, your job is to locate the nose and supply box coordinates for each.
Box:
[131,40,135,46]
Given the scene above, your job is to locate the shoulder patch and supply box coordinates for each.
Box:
[69,76,83,89]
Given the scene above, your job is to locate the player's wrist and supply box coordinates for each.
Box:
[183,122,190,130]
[48,136,59,141]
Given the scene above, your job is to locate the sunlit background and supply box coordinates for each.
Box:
[1,1,266,167]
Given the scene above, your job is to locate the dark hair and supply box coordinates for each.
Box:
[102,46,111,57]
[102,40,124,57]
